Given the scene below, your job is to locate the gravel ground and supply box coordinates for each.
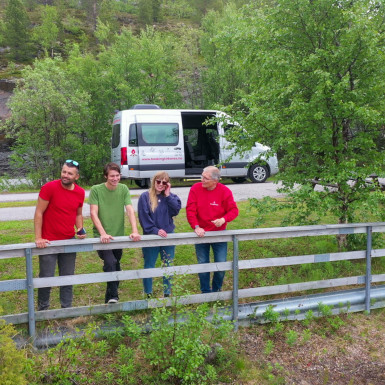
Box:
[239,309,385,384]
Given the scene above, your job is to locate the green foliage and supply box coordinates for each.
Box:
[4,0,32,61]
[301,328,312,343]
[0,19,5,46]
[94,17,113,45]
[264,339,274,355]
[32,5,60,57]
[141,276,236,384]
[100,25,182,108]
[206,0,385,245]
[262,305,280,323]
[263,362,285,385]
[285,329,298,347]
[318,302,333,318]
[302,310,315,327]
[25,300,237,384]
[249,196,290,227]
[138,0,162,25]
[0,317,27,385]
[200,2,255,107]
[162,0,195,19]
[3,56,91,186]
[4,22,186,184]
[191,0,225,24]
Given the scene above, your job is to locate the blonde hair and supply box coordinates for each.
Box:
[149,171,170,212]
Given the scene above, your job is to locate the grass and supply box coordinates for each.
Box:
[0,200,37,208]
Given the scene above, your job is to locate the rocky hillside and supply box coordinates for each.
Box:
[0,80,14,176]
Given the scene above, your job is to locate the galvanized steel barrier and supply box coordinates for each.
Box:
[1,222,385,343]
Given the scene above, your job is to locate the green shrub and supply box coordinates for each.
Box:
[0,318,27,385]
[141,302,235,384]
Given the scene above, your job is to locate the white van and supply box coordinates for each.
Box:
[111,105,278,187]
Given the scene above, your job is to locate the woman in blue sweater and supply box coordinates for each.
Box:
[138,171,181,297]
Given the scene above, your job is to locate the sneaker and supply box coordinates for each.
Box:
[146,293,152,299]
[108,298,118,304]
[164,294,170,298]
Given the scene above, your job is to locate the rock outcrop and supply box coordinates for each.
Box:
[0,80,15,176]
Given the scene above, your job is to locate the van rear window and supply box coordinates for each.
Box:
[111,123,120,148]
[139,123,179,146]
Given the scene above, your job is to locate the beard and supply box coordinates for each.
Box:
[61,177,75,186]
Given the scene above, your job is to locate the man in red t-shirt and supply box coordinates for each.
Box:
[186,166,239,293]
[34,160,86,310]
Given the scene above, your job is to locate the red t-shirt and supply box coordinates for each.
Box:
[39,180,85,241]
[186,182,239,231]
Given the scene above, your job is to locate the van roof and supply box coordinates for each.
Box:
[117,108,219,115]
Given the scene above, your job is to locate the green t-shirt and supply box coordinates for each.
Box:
[88,183,132,237]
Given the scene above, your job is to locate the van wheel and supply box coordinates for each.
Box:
[135,179,150,188]
[249,165,269,183]
[231,177,247,184]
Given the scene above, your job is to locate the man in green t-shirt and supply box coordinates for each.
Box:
[89,162,141,304]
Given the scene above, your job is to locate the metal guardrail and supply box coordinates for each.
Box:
[1,222,385,343]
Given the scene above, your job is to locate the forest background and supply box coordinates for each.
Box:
[0,0,250,185]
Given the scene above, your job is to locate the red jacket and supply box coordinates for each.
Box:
[186,182,239,231]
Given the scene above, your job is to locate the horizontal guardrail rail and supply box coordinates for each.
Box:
[1,222,385,343]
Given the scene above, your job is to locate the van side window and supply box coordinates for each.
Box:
[129,124,138,146]
[112,123,120,148]
[139,123,179,146]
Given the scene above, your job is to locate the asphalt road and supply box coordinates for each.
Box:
[0,181,284,221]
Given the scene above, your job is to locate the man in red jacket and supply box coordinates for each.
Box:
[186,166,239,293]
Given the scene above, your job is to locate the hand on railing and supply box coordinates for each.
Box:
[35,238,51,248]
[100,234,114,243]
[194,226,205,237]
[129,232,141,241]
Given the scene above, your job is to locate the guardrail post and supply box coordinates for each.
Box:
[25,248,36,342]
[365,226,372,314]
[232,235,239,331]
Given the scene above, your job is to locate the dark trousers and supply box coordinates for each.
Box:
[97,249,122,303]
[38,252,76,311]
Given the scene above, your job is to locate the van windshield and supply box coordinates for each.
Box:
[139,123,179,146]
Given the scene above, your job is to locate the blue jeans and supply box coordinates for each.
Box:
[142,245,175,295]
[195,242,228,293]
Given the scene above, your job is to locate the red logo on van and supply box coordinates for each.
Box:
[130,149,136,156]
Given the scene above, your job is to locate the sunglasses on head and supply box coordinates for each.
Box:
[65,159,80,169]
[155,180,168,186]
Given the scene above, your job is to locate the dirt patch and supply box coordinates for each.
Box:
[239,309,385,384]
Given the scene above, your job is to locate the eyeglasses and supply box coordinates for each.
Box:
[155,180,168,186]
[65,159,80,169]
[201,175,213,181]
